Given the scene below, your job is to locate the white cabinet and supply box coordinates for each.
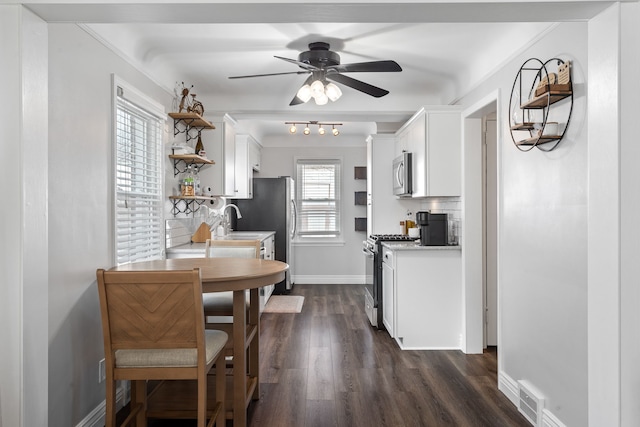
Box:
[199,114,237,197]
[382,247,396,337]
[234,134,261,199]
[366,134,417,235]
[395,107,462,198]
[382,245,462,349]
[249,137,262,172]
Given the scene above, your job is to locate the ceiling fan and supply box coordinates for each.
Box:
[228,42,402,106]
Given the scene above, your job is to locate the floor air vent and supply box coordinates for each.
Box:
[517,380,544,426]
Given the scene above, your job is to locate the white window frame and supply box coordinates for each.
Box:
[294,157,342,241]
[112,75,165,265]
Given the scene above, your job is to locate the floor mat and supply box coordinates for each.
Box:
[263,295,304,313]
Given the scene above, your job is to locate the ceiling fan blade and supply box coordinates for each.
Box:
[228,70,309,79]
[326,60,402,73]
[274,55,319,72]
[326,73,390,98]
[289,75,314,106]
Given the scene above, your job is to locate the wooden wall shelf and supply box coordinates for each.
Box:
[508,57,573,152]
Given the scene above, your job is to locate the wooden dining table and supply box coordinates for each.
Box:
[110,257,288,427]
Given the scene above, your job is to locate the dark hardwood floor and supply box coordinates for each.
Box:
[143,284,530,427]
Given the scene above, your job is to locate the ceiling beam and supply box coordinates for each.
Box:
[25,2,615,24]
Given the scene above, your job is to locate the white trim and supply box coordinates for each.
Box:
[293,275,364,285]
[460,89,502,355]
[498,370,519,407]
[112,74,165,119]
[542,410,568,427]
[75,385,128,427]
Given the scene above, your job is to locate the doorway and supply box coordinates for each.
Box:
[461,91,499,356]
[483,114,498,346]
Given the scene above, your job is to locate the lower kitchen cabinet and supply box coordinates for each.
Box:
[382,248,395,337]
[382,244,462,349]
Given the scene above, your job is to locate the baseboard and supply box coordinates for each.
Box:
[293,275,364,285]
[76,384,128,427]
[498,370,567,427]
[498,370,519,407]
[542,410,567,427]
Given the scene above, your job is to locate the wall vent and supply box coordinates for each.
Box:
[517,380,544,426]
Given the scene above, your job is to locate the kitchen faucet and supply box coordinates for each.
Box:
[221,204,242,235]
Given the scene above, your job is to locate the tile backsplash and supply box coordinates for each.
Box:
[418,196,461,245]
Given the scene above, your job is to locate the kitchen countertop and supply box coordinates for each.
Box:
[166,231,275,255]
[381,241,461,251]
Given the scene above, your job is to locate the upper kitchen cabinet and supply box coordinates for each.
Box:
[234,134,262,199]
[198,114,237,197]
[395,107,462,198]
[367,134,415,235]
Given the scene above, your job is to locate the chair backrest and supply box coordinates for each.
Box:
[204,239,261,259]
[96,268,205,354]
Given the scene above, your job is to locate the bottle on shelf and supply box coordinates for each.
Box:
[195,135,205,157]
[193,165,201,196]
[181,165,195,197]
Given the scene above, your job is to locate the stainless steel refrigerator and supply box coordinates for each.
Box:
[232,177,296,293]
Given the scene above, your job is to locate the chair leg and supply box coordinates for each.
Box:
[197,372,207,427]
[105,377,116,427]
[215,355,226,426]
[131,380,148,427]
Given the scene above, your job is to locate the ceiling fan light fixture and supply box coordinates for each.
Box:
[325,82,342,102]
[311,80,327,99]
[314,93,329,105]
[296,85,312,103]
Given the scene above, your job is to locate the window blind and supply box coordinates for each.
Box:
[296,159,341,237]
[115,88,164,265]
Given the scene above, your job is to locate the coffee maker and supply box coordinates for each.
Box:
[415,211,448,246]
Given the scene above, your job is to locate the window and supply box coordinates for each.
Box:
[295,158,341,237]
[113,79,164,265]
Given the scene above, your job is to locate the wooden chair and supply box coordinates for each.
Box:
[201,239,262,421]
[96,268,227,427]
[202,239,261,321]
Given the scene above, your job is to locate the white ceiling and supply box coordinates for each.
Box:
[26,1,612,141]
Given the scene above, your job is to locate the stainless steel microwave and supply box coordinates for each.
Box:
[392,152,412,196]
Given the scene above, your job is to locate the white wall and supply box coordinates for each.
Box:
[258,135,367,283]
[47,23,172,426]
[618,4,640,425]
[0,6,49,427]
[455,22,588,426]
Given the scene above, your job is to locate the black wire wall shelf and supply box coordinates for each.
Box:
[508,57,574,152]
[168,112,215,144]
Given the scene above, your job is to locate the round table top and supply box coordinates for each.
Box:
[110,257,288,292]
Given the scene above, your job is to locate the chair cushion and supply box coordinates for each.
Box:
[115,330,228,368]
[202,290,249,312]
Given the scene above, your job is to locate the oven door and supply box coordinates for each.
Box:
[362,242,377,327]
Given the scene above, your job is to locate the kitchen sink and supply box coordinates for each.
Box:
[216,233,263,240]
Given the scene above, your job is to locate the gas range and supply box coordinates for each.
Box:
[369,234,416,242]
[364,234,416,254]
[363,233,417,330]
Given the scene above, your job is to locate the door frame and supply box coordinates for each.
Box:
[460,90,501,355]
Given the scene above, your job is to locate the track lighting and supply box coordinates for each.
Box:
[285,121,343,136]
